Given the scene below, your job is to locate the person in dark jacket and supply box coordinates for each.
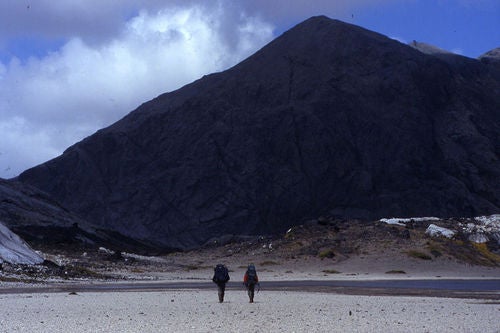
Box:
[212,264,230,303]
[243,264,259,303]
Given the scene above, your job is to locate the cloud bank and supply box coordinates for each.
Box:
[0,3,273,178]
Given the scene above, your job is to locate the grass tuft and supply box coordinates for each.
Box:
[385,270,406,274]
[322,269,341,274]
[472,243,500,265]
[183,265,200,271]
[318,249,335,259]
[407,250,432,260]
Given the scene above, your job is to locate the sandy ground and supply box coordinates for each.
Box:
[101,252,500,282]
[1,257,499,333]
[0,289,499,333]
[2,233,500,332]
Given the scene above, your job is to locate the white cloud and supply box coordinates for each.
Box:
[0,117,60,178]
[0,5,274,178]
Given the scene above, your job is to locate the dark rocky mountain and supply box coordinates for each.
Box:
[0,178,159,253]
[17,16,500,250]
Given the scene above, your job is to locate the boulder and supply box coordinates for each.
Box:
[468,233,489,244]
[425,224,455,239]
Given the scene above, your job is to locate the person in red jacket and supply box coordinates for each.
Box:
[243,264,259,303]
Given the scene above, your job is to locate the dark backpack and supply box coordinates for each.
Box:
[213,264,229,283]
[246,264,257,284]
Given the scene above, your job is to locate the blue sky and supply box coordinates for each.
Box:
[0,0,498,178]
[353,0,499,57]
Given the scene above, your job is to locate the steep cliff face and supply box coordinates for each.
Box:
[18,16,500,250]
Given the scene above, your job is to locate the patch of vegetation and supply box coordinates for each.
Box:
[381,240,393,249]
[318,249,335,259]
[385,270,406,274]
[472,243,500,265]
[430,249,442,257]
[183,265,200,271]
[183,264,211,271]
[426,241,443,257]
[0,275,37,283]
[282,241,305,254]
[259,260,279,266]
[62,265,108,279]
[443,240,500,266]
[322,269,341,274]
[407,250,432,260]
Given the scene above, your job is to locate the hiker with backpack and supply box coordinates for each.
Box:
[243,264,259,303]
[212,264,230,303]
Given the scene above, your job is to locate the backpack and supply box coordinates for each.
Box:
[213,264,229,283]
[246,264,257,284]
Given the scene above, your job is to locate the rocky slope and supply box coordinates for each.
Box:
[0,179,159,253]
[0,220,43,265]
[2,215,498,284]
[17,16,500,250]
[479,47,500,68]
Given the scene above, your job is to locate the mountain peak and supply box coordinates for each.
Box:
[17,17,500,250]
[276,15,390,44]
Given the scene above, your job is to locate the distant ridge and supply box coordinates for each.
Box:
[408,40,453,55]
[18,16,500,250]
[479,47,500,67]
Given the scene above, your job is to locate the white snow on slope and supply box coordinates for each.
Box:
[0,221,43,265]
[379,217,440,226]
[379,215,500,244]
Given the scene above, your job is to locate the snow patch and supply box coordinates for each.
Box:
[98,247,115,255]
[425,224,455,239]
[122,252,170,263]
[0,221,44,265]
[97,247,169,263]
[380,217,440,226]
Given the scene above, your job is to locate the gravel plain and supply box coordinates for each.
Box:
[0,289,499,332]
